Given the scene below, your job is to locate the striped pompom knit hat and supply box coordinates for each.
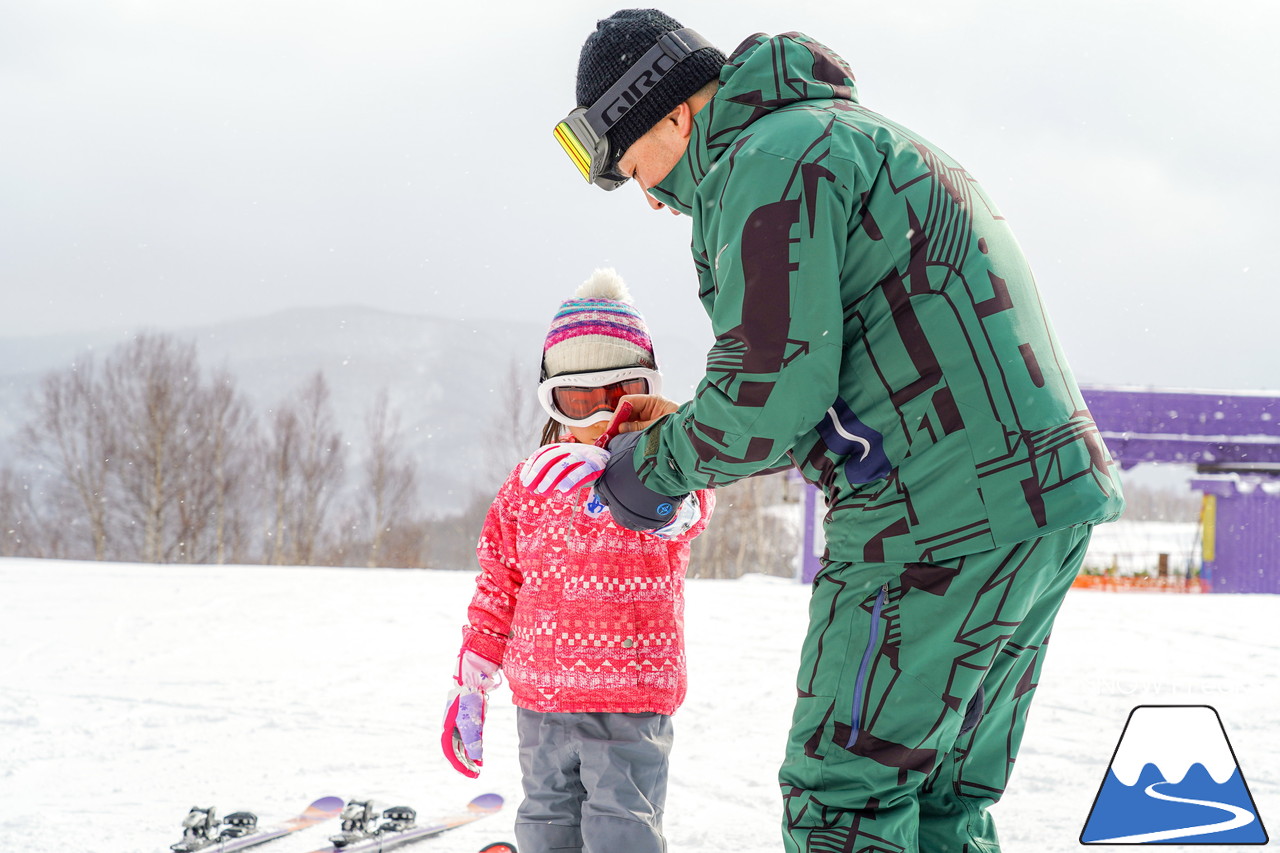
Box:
[542,268,656,377]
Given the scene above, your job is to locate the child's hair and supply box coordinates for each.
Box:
[539,418,563,447]
[535,268,656,447]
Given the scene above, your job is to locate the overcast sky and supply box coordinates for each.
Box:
[3,0,1278,391]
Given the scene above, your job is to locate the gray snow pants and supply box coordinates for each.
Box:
[514,708,673,853]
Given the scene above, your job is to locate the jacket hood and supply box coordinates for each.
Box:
[716,31,859,124]
[650,32,859,213]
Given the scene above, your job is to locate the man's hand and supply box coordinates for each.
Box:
[616,394,680,433]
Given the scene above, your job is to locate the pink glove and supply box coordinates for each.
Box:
[442,686,486,778]
[455,649,501,690]
[520,443,610,494]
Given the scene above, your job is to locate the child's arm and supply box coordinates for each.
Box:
[461,473,523,666]
[443,473,524,779]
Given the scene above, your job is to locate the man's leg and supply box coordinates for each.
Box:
[779,561,920,853]
[916,525,1091,852]
[779,525,1092,853]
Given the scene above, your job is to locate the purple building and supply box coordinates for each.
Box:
[1190,474,1280,593]
[1081,386,1279,594]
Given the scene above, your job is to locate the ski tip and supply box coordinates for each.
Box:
[468,793,504,813]
[307,796,346,816]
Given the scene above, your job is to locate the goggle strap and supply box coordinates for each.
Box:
[582,27,717,136]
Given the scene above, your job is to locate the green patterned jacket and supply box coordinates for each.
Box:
[631,31,1125,564]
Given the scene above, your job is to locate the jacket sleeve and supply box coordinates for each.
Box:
[639,144,852,495]
[461,470,523,665]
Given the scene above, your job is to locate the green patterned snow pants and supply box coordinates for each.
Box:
[780,524,1092,853]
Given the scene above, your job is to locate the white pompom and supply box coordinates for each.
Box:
[576,267,632,303]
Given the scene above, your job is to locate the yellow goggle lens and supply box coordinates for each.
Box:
[553,122,593,182]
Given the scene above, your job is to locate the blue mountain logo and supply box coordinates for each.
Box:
[1081,706,1268,844]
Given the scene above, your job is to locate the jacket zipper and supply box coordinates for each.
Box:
[846,583,888,748]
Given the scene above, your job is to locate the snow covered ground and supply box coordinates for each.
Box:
[1,558,1276,853]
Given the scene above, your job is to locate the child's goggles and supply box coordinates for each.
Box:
[537,366,662,428]
[552,27,716,191]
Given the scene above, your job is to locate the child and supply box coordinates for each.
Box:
[446,268,714,853]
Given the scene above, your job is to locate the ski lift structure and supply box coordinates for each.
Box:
[797,386,1280,593]
[1081,385,1280,594]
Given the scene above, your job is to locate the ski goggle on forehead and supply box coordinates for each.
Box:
[538,366,662,428]
[553,27,715,191]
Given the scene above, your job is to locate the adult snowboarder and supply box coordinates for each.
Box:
[541,9,1126,853]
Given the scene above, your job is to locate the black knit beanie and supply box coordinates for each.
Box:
[575,9,726,165]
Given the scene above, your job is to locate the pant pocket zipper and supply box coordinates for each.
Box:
[846,583,888,748]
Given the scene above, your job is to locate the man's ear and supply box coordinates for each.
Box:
[668,101,695,139]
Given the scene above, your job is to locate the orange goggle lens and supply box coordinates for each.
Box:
[551,378,649,421]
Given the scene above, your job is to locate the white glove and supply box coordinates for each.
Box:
[651,494,701,540]
[520,443,610,494]
[455,649,501,690]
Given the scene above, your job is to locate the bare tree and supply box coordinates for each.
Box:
[293,373,345,565]
[263,404,300,565]
[172,420,220,564]
[201,369,256,564]
[0,466,32,557]
[20,355,113,560]
[360,388,419,567]
[483,357,546,486]
[15,337,696,573]
[104,333,209,563]
[690,472,800,579]
[261,372,346,565]
[370,519,431,568]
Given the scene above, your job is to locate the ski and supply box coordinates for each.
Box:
[170,796,344,852]
[303,793,504,853]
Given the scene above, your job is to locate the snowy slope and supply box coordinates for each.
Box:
[1,559,1276,853]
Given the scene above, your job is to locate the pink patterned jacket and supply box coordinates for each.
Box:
[462,455,715,715]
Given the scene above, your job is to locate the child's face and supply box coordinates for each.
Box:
[567,420,610,446]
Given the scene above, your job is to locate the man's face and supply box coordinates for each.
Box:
[615,107,691,214]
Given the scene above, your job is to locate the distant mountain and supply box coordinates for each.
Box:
[0,305,709,515]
